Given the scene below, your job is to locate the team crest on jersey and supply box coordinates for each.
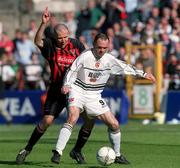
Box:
[95,62,100,68]
[90,78,97,82]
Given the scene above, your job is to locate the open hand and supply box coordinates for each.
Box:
[61,85,71,94]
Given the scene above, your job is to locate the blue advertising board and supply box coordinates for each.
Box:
[165,91,180,122]
[0,89,129,124]
[0,90,45,124]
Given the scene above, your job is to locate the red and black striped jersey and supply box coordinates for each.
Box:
[38,38,85,85]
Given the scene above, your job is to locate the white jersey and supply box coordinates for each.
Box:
[64,49,146,94]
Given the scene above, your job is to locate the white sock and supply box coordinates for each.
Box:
[108,129,121,157]
[55,123,73,155]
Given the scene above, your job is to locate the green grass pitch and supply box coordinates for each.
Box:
[0,121,180,168]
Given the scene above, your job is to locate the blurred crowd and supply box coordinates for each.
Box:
[0,0,179,91]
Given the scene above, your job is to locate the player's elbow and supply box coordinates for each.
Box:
[34,38,43,48]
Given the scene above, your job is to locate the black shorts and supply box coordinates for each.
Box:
[43,83,67,118]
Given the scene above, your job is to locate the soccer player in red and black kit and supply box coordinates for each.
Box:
[16,7,95,164]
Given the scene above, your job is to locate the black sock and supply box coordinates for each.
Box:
[73,126,92,152]
[25,125,45,151]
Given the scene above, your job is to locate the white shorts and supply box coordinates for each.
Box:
[67,89,110,117]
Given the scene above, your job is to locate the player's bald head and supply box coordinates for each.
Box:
[53,23,70,48]
[54,23,69,35]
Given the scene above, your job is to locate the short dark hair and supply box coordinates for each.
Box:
[93,33,109,46]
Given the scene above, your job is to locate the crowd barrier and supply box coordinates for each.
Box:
[0,89,129,125]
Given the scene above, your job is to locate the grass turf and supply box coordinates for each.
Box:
[0,121,180,168]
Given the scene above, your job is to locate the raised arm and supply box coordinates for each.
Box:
[34,7,50,48]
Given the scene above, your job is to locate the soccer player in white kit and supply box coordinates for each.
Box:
[51,33,156,164]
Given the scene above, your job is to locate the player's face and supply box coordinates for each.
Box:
[94,39,109,58]
[55,28,69,48]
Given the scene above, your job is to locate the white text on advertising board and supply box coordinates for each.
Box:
[3,98,36,116]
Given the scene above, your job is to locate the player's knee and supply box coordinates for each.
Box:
[67,113,79,126]
[41,117,54,129]
[46,117,54,125]
[110,120,119,131]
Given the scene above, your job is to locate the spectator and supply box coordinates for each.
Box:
[12,29,22,53]
[166,53,179,76]
[113,22,121,36]
[157,17,172,35]
[124,0,139,26]
[1,54,20,90]
[87,0,106,30]
[132,22,144,44]
[0,57,13,124]
[117,46,126,60]
[106,27,120,51]
[159,33,172,60]
[150,6,161,26]
[161,7,171,20]
[14,31,37,65]
[75,5,91,38]
[27,19,38,41]
[76,0,106,43]
[138,0,154,22]
[136,49,155,74]
[102,0,127,29]
[142,23,159,44]
[24,53,45,90]
[0,32,14,57]
[63,11,77,38]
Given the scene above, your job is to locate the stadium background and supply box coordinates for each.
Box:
[0,0,179,167]
[0,0,179,124]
